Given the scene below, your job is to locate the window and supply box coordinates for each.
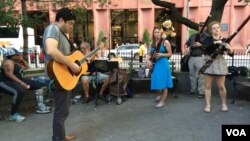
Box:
[132,46,139,49]
[126,46,133,50]
[119,46,127,50]
[0,27,19,38]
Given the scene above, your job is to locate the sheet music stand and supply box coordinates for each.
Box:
[91,60,119,109]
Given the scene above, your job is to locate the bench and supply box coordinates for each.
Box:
[128,62,177,80]
[128,61,178,96]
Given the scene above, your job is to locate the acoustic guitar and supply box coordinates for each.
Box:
[47,37,107,90]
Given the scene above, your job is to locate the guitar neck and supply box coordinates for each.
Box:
[79,47,101,64]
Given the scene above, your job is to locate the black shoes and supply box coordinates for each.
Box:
[185,91,204,98]
[83,97,92,104]
[99,95,108,102]
[185,91,195,95]
[197,94,205,98]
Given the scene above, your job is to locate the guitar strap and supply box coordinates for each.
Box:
[148,42,162,76]
[155,42,161,53]
[60,31,76,52]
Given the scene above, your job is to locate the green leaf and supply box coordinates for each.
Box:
[142,29,151,47]
[72,7,87,23]
[97,31,107,46]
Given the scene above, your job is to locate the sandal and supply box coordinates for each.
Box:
[221,105,228,112]
[204,106,211,113]
[65,134,76,141]
[155,102,165,108]
[155,95,161,102]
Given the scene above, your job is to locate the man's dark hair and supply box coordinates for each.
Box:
[55,8,75,22]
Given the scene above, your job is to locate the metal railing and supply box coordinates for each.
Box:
[25,50,45,68]
[29,50,250,72]
[107,51,250,72]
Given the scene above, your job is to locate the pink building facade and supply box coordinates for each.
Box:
[14,0,250,52]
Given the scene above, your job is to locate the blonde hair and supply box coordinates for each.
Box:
[208,21,220,34]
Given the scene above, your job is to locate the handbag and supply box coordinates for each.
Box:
[180,55,190,72]
[138,66,147,78]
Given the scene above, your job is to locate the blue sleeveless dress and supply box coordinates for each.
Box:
[150,43,173,90]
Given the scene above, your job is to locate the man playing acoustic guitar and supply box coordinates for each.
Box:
[43,8,80,141]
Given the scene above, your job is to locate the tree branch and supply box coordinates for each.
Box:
[151,0,199,30]
[209,0,228,22]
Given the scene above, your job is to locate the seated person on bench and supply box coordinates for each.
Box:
[79,42,109,103]
[0,79,26,122]
[1,48,51,121]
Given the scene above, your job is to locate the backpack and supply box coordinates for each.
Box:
[228,66,238,76]
[237,66,248,76]
[228,66,248,76]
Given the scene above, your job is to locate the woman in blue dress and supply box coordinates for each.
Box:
[146,27,173,108]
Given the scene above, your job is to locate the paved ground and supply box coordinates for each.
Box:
[0,93,250,141]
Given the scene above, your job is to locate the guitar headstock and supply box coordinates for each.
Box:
[101,36,107,42]
[99,36,108,50]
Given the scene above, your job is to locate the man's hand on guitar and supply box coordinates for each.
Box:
[99,36,107,49]
[69,62,81,74]
[86,57,92,63]
[99,42,105,49]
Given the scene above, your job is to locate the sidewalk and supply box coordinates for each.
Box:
[0,93,250,141]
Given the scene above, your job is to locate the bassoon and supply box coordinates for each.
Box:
[194,15,212,43]
[181,15,211,72]
[199,14,250,74]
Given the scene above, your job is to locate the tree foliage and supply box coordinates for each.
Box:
[0,0,110,61]
[83,0,111,7]
[1,0,110,27]
[72,6,87,23]
[21,14,43,28]
[0,0,18,27]
[151,0,239,30]
[142,29,151,48]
